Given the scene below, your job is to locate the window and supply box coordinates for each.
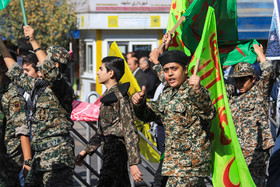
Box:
[86,44,93,73]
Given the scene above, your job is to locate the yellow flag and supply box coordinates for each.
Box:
[108,42,141,96]
[109,42,160,162]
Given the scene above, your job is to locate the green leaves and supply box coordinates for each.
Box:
[0,0,77,49]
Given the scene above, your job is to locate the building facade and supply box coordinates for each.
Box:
[71,0,273,101]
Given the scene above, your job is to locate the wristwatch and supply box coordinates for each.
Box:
[24,159,32,166]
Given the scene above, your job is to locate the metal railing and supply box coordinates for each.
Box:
[72,91,159,186]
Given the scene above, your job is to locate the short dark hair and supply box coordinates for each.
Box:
[23,53,39,72]
[102,56,124,82]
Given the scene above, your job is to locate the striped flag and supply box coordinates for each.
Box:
[188,7,255,187]
[166,0,191,56]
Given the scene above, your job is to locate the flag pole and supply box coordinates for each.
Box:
[19,0,28,26]
[19,0,29,40]
[193,58,200,75]
[158,16,186,50]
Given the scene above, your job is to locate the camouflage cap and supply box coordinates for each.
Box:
[46,45,70,64]
[229,62,255,78]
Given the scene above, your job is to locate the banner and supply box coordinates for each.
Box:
[182,0,238,53]
[71,98,101,122]
[267,9,280,60]
[188,7,255,186]
[166,0,191,56]
[220,39,259,66]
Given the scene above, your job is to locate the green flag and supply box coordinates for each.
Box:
[166,0,191,56]
[219,39,259,66]
[181,0,258,65]
[182,0,238,53]
[0,0,10,10]
[188,6,255,187]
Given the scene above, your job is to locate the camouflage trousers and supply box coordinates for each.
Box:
[248,164,267,187]
[166,176,206,187]
[25,166,73,187]
[25,139,75,187]
[246,150,270,187]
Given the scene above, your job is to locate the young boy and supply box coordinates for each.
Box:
[22,53,40,79]
[132,50,216,186]
[0,32,75,186]
[0,58,31,187]
[227,44,274,186]
[76,56,143,186]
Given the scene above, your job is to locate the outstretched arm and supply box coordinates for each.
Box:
[23,25,47,63]
[0,37,16,69]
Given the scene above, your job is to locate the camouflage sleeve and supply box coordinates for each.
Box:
[188,86,216,121]
[259,114,274,150]
[225,83,235,99]
[120,96,141,165]
[133,98,161,123]
[6,63,36,94]
[259,60,275,97]
[37,55,62,83]
[153,64,168,86]
[84,129,102,156]
[9,95,29,137]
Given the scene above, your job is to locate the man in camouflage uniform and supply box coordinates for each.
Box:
[227,44,274,186]
[0,59,31,187]
[132,50,216,186]
[0,31,75,186]
[76,56,143,186]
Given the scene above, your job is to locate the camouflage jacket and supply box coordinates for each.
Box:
[227,60,275,165]
[0,82,28,161]
[6,61,74,144]
[134,79,216,177]
[85,84,141,165]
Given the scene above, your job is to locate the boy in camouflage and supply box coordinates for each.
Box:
[0,57,32,186]
[132,49,216,186]
[0,27,75,186]
[226,44,274,186]
[76,56,143,186]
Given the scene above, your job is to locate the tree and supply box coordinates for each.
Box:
[0,0,77,49]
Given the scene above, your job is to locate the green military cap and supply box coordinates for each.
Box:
[229,62,255,78]
[46,45,70,64]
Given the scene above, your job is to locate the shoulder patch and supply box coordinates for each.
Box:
[13,101,21,112]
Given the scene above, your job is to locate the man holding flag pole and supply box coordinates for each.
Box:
[132,48,216,186]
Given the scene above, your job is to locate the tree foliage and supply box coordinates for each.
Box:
[0,0,77,49]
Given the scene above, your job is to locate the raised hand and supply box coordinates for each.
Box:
[149,49,160,65]
[189,75,201,93]
[23,25,35,42]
